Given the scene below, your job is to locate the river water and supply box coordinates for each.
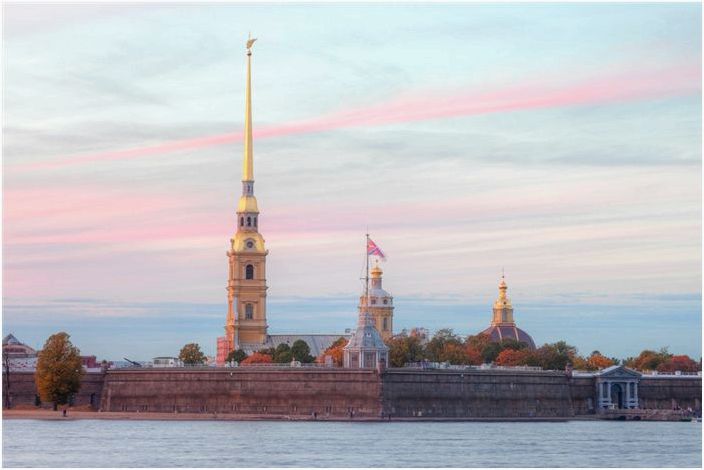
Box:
[2,419,701,467]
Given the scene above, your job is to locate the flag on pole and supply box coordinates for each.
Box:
[367,238,386,260]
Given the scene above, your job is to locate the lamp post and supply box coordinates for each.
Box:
[2,349,11,409]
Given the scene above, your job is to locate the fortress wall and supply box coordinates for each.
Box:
[7,368,700,417]
[381,369,575,418]
[639,377,702,411]
[5,372,104,409]
[567,376,597,415]
[100,368,382,417]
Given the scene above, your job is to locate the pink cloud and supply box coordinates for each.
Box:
[9,63,700,172]
[3,185,224,248]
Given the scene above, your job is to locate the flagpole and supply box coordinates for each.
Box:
[365,232,370,311]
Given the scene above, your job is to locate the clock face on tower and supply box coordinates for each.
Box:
[246,240,255,249]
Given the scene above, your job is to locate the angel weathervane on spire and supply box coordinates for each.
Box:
[246,33,257,52]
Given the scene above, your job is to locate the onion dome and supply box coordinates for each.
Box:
[367,262,393,304]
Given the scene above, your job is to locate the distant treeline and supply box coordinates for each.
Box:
[378,328,701,372]
[221,328,701,373]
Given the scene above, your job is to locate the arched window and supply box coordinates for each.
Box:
[240,217,244,227]
[383,317,388,331]
[245,304,254,320]
[254,217,257,227]
[247,216,251,227]
[245,264,254,280]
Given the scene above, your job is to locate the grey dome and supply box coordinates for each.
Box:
[344,311,389,351]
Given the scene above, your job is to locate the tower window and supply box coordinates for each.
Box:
[245,304,254,320]
[240,217,244,227]
[383,317,388,331]
[371,299,376,305]
[383,299,388,305]
[254,217,257,227]
[245,264,254,280]
[247,216,252,227]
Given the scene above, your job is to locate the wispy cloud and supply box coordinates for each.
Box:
[10,63,699,172]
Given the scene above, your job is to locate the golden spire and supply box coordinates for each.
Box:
[242,35,256,182]
[491,271,514,325]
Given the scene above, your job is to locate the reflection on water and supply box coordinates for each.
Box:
[2,419,702,467]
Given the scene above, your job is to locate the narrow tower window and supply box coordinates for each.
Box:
[383,317,388,331]
[247,216,252,227]
[245,304,254,320]
[245,264,255,280]
[240,217,244,227]
[254,217,257,227]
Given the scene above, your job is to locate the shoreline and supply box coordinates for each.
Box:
[2,409,585,422]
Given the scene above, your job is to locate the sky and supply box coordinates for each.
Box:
[2,2,702,361]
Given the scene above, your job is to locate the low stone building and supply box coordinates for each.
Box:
[2,334,37,358]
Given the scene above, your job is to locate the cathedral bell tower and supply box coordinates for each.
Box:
[225,36,269,350]
[358,262,394,340]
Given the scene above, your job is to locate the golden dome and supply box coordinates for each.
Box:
[371,263,383,278]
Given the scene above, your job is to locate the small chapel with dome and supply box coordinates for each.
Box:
[477,274,536,349]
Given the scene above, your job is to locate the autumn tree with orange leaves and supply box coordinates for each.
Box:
[586,352,615,370]
[241,352,273,365]
[656,355,699,373]
[495,348,533,366]
[318,337,347,366]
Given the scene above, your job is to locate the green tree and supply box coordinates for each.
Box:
[465,333,491,352]
[387,333,426,367]
[179,343,206,365]
[426,329,462,362]
[291,340,314,363]
[480,342,503,363]
[532,341,577,370]
[34,332,84,410]
[272,343,293,363]
[226,349,247,364]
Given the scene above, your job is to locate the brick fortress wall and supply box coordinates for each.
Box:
[5,369,701,417]
[5,372,104,409]
[100,368,382,417]
[382,368,576,418]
